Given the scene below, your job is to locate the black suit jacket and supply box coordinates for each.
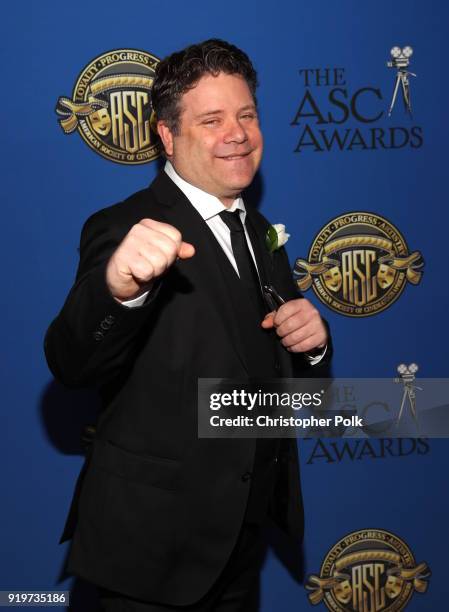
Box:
[44,171,332,605]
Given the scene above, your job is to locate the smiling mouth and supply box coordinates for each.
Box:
[219,152,252,161]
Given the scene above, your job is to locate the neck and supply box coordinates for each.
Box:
[219,194,241,208]
[166,161,242,207]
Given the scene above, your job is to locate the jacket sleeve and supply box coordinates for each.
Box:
[274,244,333,378]
[44,209,161,389]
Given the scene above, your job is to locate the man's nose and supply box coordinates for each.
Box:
[223,119,248,144]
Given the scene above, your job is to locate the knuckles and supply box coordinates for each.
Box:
[130,260,154,281]
[168,227,182,245]
[148,250,169,271]
[120,221,181,260]
[138,219,182,246]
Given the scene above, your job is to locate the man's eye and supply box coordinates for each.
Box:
[203,119,219,126]
[240,113,256,120]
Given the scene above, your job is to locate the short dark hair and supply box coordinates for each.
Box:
[151,38,258,135]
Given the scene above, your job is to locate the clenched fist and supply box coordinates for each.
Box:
[261,298,327,353]
[106,219,195,301]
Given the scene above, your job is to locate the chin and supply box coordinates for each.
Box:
[223,182,252,197]
[226,170,256,190]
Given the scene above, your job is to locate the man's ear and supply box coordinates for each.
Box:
[157,121,174,157]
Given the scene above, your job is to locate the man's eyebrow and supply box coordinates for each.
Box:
[195,109,224,119]
[194,105,258,120]
[239,105,257,112]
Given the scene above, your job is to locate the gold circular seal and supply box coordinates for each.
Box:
[56,49,160,164]
[293,212,424,317]
[306,529,430,611]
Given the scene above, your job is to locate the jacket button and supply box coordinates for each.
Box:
[93,331,104,341]
[241,472,252,482]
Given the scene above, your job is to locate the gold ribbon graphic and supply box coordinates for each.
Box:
[294,235,423,292]
[387,562,431,594]
[378,251,424,285]
[56,96,107,134]
[306,550,430,606]
[294,257,339,291]
[89,74,153,96]
[305,572,350,605]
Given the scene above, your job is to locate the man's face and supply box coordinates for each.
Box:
[159,72,263,206]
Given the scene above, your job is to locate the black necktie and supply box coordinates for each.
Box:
[219,209,266,314]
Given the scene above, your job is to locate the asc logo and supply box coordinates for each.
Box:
[294,212,424,317]
[56,49,160,164]
[306,529,430,611]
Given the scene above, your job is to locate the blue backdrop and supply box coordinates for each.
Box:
[2,1,448,609]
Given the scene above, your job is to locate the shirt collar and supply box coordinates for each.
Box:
[164,160,246,222]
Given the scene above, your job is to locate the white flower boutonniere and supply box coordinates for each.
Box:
[265,224,290,253]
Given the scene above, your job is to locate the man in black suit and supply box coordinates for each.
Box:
[45,39,331,611]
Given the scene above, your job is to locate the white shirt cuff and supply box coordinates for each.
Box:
[304,343,327,365]
[121,291,150,308]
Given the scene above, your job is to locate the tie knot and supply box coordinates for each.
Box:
[219,209,244,233]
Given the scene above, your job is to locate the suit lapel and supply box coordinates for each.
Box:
[149,172,250,374]
[245,205,294,377]
[244,206,273,289]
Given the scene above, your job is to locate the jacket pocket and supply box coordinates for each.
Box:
[91,438,180,491]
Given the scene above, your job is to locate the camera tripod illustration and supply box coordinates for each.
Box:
[394,363,422,426]
[387,46,416,117]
